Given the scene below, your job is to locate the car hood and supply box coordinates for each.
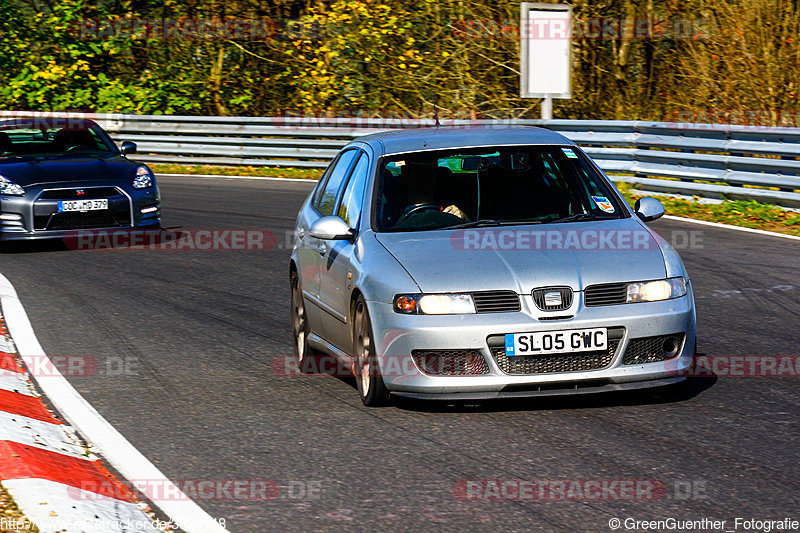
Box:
[0,156,135,187]
[374,218,668,293]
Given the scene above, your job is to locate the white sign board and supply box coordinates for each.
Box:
[520,3,572,99]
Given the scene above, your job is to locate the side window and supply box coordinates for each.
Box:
[316,149,358,216]
[311,159,336,207]
[337,152,369,228]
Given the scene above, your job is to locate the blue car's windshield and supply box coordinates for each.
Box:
[0,124,117,159]
[375,146,626,232]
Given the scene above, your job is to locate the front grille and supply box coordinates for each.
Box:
[35,210,131,230]
[40,187,121,200]
[411,350,490,375]
[584,283,628,306]
[488,328,624,375]
[532,287,573,311]
[471,291,521,313]
[623,334,686,365]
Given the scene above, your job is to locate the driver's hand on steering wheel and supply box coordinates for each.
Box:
[443,204,469,221]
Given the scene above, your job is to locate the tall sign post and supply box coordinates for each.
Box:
[520,3,572,119]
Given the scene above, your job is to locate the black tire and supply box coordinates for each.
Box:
[290,271,313,369]
[353,295,390,406]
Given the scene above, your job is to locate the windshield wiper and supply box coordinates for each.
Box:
[548,212,617,224]
[445,219,544,230]
[445,219,502,229]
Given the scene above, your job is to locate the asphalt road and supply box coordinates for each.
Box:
[1,176,798,532]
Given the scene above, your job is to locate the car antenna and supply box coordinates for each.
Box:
[432,92,441,127]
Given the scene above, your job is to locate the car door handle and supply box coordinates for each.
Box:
[317,242,327,255]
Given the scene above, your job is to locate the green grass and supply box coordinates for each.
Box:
[150,163,323,180]
[616,182,800,237]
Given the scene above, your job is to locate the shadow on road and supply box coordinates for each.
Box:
[390,377,717,413]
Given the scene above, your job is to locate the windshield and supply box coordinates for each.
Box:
[0,124,117,159]
[375,145,626,232]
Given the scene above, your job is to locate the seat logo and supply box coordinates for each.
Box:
[544,291,563,307]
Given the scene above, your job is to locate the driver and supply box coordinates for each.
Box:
[400,162,468,221]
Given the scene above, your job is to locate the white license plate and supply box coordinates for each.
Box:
[505,328,608,356]
[58,199,108,212]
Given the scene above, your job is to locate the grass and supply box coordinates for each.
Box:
[0,483,38,532]
[616,182,800,237]
[150,163,323,180]
[150,164,800,237]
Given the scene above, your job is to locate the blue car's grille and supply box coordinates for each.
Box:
[39,187,121,200]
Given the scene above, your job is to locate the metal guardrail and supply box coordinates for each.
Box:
[4,112,800,207]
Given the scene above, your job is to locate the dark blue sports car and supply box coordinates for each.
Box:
[0,118,160,240]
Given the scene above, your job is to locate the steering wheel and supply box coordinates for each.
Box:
[396,203,442,224]
[66,145,88,152]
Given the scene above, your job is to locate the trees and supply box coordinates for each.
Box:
[1,0,797,124]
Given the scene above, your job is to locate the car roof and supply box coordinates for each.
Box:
[351,126,574,156]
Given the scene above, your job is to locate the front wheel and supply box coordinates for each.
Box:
[353,295,389,406]
[291,272,313,367]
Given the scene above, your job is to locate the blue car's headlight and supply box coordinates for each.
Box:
[133,166,153,189]
[394,294,476,315]
[626,277,686,303]
[0,175,25,196]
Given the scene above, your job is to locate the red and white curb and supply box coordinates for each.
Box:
[0,273,228,532]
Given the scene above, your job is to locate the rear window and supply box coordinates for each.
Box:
[375,146,626,232]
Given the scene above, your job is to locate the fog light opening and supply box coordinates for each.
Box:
[662,337,681,358]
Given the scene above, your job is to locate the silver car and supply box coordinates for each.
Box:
[289,127,696,406]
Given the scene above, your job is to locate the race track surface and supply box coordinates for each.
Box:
[1,176,798,532]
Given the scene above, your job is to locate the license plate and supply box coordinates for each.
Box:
[58,199,108,212]
[505,328,608,356]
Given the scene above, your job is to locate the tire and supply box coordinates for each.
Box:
[353,295,390,406]
[290,271,313,368]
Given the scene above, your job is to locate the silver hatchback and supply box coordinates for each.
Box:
[290,127,696,406]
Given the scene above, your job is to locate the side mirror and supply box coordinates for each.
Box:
[120,141,137,155]
[309,216,355,241]
[634,197,665,223]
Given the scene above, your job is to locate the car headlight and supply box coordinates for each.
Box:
[626,277,686,303]
[394,293,476,314]
[133,166,153,189]
[0,175,25,196]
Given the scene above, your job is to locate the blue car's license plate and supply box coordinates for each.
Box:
[505,328,607,357]
[58,199,108,212]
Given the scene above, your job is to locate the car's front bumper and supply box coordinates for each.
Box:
[0,183,160,241]
[367,287,696,398]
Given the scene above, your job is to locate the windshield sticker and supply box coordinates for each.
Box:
[394,160,405,167]
[592,196,615,213]
[562,148,578,159]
